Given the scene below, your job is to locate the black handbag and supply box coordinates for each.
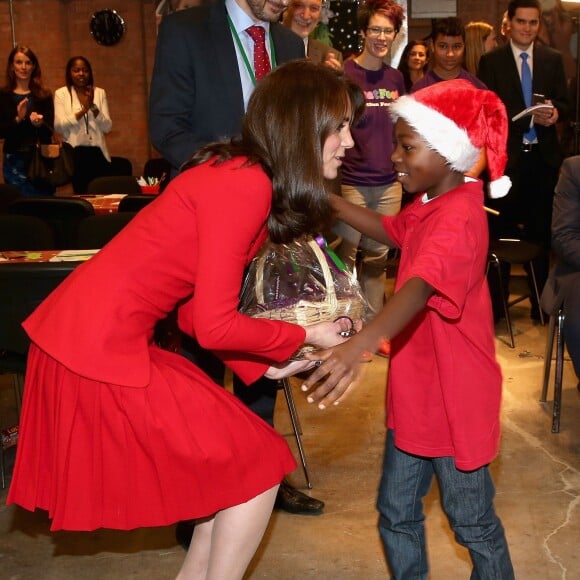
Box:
[27,124,74,188]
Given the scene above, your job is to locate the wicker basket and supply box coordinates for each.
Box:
[242,239,366,326]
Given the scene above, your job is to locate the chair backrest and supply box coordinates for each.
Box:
[109,156,133,176]
[117,195,156,213]
[0,262,75,355]
[7,197,95,249]
[0,183,22,214]
[143,157,171,192]
[87,176,142,195]
[0,215,55,250]
[143,157,171,179]
[76,212,137,249]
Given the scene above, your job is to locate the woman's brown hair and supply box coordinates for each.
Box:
[185,60,365,244]
[2,45,50,98]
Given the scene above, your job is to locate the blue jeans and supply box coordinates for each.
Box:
[377,430,514,579]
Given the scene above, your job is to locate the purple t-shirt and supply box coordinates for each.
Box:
[341,60,406,187]
[411,69,487,92]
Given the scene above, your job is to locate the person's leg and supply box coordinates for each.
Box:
[176,516,214,580]
[376,430,434,579]
[233,375,324,515]
[176,486,278,580]
[563,279,580,379]
[333,184,365,274]
[359,182,402,317]
[433,459,514,580]
[184,486,278,580]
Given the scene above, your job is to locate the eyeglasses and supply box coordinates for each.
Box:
[366,26,395,38]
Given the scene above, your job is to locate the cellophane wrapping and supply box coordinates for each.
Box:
[239,237,367,327]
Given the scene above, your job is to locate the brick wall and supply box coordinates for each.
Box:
[0,0,157,182]
[0,0,509,184]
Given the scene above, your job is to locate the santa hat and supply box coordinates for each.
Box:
[390,79,512,199]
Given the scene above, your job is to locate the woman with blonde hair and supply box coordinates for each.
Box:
[465,21,498,75]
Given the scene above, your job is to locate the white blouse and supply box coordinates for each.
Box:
[54,86,112,162]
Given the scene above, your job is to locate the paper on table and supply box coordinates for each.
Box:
[512,103,554,122]
[49,249,100,262]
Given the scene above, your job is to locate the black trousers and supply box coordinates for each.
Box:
[486,147,559,319]
[72,145,112,194]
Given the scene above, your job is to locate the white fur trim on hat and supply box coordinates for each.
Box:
[390,95,480,173]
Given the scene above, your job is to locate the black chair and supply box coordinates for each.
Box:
[0,184,22,214]
[118,195,156,213]
[487,239,546,348]
[278,378,312,488]
[540,308,567,433]
[7,197,95,249]
[87,176,142,195]
[76,212,137,249]
[143,157,171,179]
[109,156,133,176]
[0,261,76,486]
[0,215,55,250]
[143,157,171,192]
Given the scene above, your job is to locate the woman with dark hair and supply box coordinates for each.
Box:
[7,61,363,580]
[0,45,54,196]
[334,0,405,342]
[54,56,112,194]
[397,39,429,92]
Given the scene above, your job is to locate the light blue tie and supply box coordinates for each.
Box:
[520,52,537,142]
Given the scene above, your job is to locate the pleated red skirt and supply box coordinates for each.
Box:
[7,344,296,531]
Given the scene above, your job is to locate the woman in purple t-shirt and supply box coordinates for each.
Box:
[335,0,406,328]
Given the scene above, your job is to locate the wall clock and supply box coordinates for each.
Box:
[90,9,126,46]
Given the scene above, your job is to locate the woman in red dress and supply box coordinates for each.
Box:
[7,61,363,579]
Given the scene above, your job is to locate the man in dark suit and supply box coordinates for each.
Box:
[150,0,323,547]
[541,155,580,390]
[477,0,569,320]
[150,0,305,176]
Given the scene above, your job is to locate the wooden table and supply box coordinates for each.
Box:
[0,250,98,263]
[79,195,127,214]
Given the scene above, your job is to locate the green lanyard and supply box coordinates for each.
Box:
[227,14,277,86]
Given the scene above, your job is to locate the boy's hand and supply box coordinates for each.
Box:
[300,338,364,409]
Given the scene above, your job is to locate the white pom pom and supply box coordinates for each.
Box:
[488,175,512,199]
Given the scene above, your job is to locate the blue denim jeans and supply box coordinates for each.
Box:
[377,430,514,579]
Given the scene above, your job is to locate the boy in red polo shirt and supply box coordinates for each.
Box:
[303,80,515,578]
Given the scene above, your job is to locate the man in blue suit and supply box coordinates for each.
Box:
[478,0,569,321]
[150,0,324,548]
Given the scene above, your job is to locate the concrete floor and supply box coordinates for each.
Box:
[0,300,579,579]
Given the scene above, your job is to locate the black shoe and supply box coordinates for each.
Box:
[175,519,195,550]
[274,480,324,515]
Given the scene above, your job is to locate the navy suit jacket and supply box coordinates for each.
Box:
[541,155,580,313]
[478,43,569,170]
[149,1,305,174]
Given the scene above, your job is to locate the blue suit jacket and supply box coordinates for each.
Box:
[478,43,569,170]
[149,1,305,174]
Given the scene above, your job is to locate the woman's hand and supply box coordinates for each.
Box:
[29,112,43,127]
[303,317,362,350]
[15,98,28,123]
[264,358,320,380]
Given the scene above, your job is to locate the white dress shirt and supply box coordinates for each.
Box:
[54,86,112,161]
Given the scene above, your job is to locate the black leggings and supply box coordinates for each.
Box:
[72,146,111,194]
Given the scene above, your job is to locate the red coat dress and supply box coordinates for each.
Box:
[7,158,304,531]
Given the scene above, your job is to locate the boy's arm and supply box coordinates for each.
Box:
[330,193,396,247]
[301,276,434,407]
